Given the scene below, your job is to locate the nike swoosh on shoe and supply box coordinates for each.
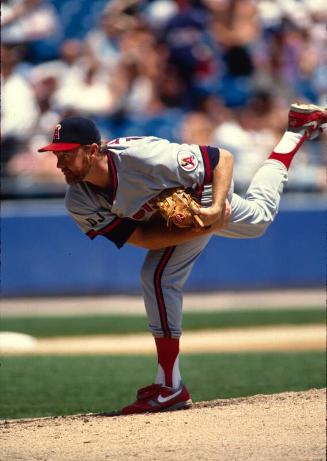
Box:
[157,388,183,403]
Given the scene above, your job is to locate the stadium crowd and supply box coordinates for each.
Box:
[1,0,326,198]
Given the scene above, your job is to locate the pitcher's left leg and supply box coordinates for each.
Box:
[216,103,326,239]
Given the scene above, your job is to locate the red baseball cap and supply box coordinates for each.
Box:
[38,117,101,152]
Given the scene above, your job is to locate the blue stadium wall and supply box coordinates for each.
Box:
[1,199,325,297]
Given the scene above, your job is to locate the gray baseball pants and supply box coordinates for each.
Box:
[141,160,288,337]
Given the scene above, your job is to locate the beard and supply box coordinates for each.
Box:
[63,155,92,185]
[63,171,86,185]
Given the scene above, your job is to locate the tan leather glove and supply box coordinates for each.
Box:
[155,188,205,229]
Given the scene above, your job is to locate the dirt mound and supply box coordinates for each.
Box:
[1,388,325,461]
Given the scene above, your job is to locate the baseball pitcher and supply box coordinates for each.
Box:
[38,103,326,414]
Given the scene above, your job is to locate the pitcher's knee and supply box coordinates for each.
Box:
[224,222,270,239]
[248,222,270,238]
[245,205,276,237]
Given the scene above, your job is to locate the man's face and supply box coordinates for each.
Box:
[54,147,92,185]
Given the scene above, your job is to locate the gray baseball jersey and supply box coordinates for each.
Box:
[65,136,219,248]
[65,134,288,339]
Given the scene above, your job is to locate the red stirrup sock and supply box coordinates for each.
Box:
[268,130,306,169]
[154,337,181,388]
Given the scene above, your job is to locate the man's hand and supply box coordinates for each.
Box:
[215,199,232,229]
[191,199,232,229]
[191,203,224,227]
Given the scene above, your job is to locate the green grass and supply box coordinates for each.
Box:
[0,351,325,419]
[0,308,324,337]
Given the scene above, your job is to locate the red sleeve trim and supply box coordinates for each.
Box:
[87,217,122,240]
[199,145,212,184]
[107,153,118,201]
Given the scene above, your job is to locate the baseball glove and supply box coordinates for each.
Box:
[155,188,205,229]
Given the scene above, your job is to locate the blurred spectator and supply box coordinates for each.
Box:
[162,3,210,80]
[179,111,215,146]
[6,135,65,185]
[206,0,259,106]
[1,44,40,173]
[2,0,58,42]
[212,108,281,190]
[1,0,61,62]
[51,57,118,116]
[106,20,165,116]
[85,9,135,73]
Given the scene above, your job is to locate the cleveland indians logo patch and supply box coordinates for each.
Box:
[53,124,62,140]
[177,150,198,172]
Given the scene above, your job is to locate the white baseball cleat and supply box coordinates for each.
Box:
[288,103,327,140]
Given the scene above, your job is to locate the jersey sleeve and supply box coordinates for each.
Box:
[85,215,138,248]
[198,145,220,185]
[65,188,138,249]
